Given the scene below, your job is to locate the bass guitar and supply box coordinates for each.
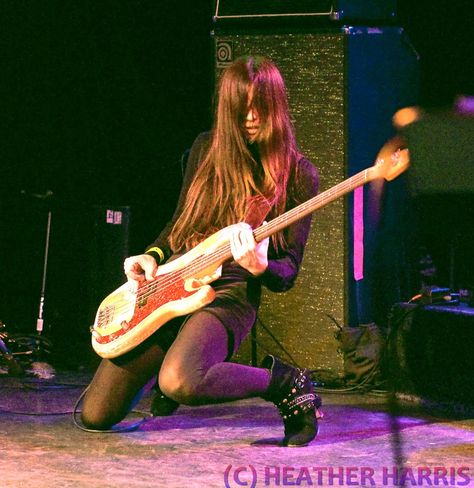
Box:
[91,137,409,358]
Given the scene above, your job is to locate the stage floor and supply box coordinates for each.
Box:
[1,371,473,488]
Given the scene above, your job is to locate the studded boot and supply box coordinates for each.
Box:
[261,355,323,447]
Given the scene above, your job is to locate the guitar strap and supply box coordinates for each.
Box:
[244,195,272,229]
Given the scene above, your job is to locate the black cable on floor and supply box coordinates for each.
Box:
[0,409,75,416]
[0,378,150,429]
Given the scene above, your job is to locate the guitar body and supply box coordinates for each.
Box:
[91,226,236,358]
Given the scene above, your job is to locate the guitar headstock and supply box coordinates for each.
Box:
[371,136,410,181]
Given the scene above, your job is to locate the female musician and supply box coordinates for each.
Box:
[82,55,321,447]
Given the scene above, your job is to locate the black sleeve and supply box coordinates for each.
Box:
[260,157,319,292]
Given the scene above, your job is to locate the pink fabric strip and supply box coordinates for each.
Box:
[353,186,364,281]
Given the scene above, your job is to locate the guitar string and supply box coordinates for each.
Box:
[136,168,371,296]
[95,170,372,327]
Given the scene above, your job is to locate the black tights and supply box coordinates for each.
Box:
[81,311,271,430]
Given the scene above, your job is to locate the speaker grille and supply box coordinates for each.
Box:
[215,32,348,373]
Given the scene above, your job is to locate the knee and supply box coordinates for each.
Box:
[80,406,113,431]
[80,392,120,431]
[158,366,203,406]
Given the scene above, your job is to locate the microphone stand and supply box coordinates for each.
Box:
[24,190,55,367]
[37,210,52,339]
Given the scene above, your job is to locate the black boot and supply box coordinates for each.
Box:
[150,385,179,417]
[261,355,323,447]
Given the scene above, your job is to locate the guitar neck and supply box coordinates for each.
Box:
[253,166,377,243]
[182,166,380,280]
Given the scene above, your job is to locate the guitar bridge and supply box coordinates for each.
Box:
[120,320,130,331]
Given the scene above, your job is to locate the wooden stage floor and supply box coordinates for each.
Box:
[1,372,473,488]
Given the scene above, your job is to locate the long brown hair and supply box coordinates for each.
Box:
[168,56,300,252]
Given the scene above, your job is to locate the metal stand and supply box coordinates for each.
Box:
[21,208,55,365]
[27,209,55,365]
[36,210,52,337]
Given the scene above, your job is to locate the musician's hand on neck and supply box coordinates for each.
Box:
[229,223,269,276]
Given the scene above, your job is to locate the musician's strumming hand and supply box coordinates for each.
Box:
[124,254,157,282]
[230,222,269,276]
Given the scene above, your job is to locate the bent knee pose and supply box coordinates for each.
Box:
[82,56,322,447]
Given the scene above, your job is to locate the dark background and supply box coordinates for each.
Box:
[1,1,472,366]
